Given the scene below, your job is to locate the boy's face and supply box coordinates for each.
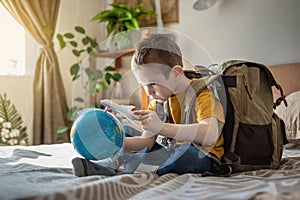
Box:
[143,82,173,102]
[132,63,178,102]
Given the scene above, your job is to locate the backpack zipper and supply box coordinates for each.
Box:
[243,74,253,100]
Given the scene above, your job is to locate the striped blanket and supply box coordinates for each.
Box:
[0,142,300,200]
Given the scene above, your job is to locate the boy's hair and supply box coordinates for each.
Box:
[133,33,183,68]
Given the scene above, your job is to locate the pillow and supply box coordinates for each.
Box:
[275,91,300,140]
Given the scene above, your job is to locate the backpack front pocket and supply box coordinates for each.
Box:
[235,123,273,165]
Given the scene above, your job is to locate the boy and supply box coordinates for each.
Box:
[72,33,225,176]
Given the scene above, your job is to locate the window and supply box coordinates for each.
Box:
[0,4,25,76]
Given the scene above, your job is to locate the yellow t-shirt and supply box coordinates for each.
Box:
[148,85,225,160]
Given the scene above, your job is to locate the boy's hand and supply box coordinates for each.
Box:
[133,110,164,135]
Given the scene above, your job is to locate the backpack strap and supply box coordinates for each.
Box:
[247,62,288,109]
[273,83,288,109]
[201,151,241,177]
[183,74,240,176]
[183,74,221,123]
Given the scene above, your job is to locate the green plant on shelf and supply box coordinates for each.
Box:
[91,2,155,38]
[91,2,155,50]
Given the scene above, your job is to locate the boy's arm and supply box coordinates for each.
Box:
[160,117,220,145]
[124,131,157,152]
[133,110,221,146]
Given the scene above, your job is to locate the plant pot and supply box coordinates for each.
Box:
[108,32,133,51]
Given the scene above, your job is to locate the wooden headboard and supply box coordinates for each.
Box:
[268,63,300,98]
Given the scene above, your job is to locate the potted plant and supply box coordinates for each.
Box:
[91,2,155,50]
[56,26,122,140]
[0,93,28,146]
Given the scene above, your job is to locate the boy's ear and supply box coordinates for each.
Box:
[172,65,183,76]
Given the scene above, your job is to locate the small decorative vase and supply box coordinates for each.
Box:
[108,32,132,51]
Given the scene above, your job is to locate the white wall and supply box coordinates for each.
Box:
[168,0,300,67]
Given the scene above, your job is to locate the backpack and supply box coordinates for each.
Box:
[182,60,289,174]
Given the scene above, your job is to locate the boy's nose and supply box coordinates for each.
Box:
[143,85,155,97]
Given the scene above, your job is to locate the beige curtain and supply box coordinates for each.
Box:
[1,0,68,144]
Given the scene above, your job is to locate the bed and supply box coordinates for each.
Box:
[1,63,300,200]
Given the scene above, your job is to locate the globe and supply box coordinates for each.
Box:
[70,109,125,160]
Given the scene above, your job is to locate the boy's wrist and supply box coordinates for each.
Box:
[143,122,164,135]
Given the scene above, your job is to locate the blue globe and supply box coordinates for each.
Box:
[70,109,125,160]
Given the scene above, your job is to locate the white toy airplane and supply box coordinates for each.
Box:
[100,99,141,130]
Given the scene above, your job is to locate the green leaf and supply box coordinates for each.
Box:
[105,73,112,85]
[72,74,80,81]
[68,107,80,121]
[125,11,132,19]
[70,63,80,76]
[112,73,122,81]
[106,22,116,38]
[64,33,74,38]
[119,17,130,22]
[104,66,116,71]
[131,18,139,29]
[74,97,84,103]
[56,34,66,49]
[87,47,93,54]
[57,125,70,134]
[111,2,128,9]
[82,36,91,45]
[72,49,81,57]
[70,41,78,47]
[90,10,111,21]
[90,40,99,48]
[56,137,67,142]
[95,82,102,92]
[75,26,85,34]
[124,21,135,30]
[100,82,108,91]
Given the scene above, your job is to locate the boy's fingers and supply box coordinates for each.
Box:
[141,118,150,125]
[133,110,150,115]
[140,115,149,121]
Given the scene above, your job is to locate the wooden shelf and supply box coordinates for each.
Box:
[95,49,135,70]
[96,49,135,59]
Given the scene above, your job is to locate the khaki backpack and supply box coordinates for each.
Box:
[183,60,289,174]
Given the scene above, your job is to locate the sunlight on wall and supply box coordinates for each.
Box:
[0,4,25,76]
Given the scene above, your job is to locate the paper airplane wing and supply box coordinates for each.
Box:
[100,100,140,121]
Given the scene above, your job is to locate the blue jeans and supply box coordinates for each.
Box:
[155,144,212,176]
[124,126,212,176]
